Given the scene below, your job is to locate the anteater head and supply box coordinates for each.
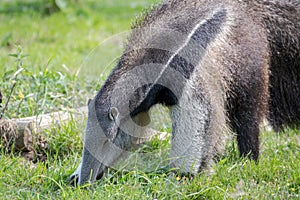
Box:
[70,60,181,185]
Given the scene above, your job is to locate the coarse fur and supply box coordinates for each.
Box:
[71,0,300,185]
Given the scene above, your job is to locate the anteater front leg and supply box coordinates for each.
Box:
[169,90,213,175]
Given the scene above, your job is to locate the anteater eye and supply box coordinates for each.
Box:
[108,107,119,121]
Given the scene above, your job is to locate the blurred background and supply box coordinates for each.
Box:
[0,0,157,118]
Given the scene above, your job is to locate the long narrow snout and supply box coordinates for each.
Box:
[70,147,104,185]
[69,97,107,185]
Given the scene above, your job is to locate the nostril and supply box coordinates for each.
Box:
[69,174,79,186]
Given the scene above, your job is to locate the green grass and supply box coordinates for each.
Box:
[0,0,299,199]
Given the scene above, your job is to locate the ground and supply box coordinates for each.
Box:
[0,0,299,199]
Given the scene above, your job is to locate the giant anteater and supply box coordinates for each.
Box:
[70,0,300,185]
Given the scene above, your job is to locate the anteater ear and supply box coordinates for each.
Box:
[109,107,119,121]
